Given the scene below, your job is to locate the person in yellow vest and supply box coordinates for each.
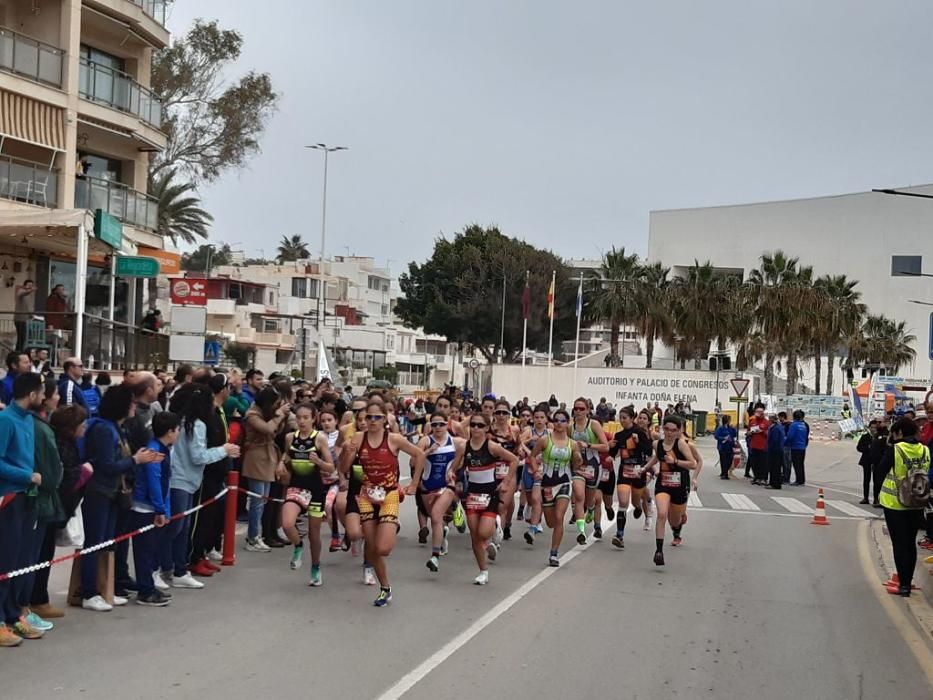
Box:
[878,417,930,596]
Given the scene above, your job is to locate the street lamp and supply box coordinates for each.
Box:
[306,143,348,329]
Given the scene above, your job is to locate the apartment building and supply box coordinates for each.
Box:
[0,0,172,366]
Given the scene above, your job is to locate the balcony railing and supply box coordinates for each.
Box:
[79,57,162,130]
[0,155,59,208]
[132,0,168,26]
[75,175,158,231]
[0,26,63,87]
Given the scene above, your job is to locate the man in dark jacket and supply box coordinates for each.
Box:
[58,358,88,410]
[869,424,891,507]
[767,413,786,489]
[0,351,31,407]
[856,420,879,504]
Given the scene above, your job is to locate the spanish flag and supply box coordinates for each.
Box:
[547,273,555,320]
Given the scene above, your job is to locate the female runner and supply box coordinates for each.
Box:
[569,397,609,544]
[416,413,465,572]
[637,409,658,530]
[608,406,653,549]
[335,399,372,580]
[489,399,524,544]
[519,404,550,543]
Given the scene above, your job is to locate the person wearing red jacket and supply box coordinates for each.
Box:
[745,404,770,485]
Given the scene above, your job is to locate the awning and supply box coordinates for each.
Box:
[0,90,66,151]
[0,208,135,256]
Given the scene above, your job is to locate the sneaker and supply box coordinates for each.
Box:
[136,591,170,607]
[351,539,362,557]
[426,555,439,572]
[290,546,304,571]
[611,536,625,549]
[171,573,205,589]
[440,526,449,556]
[885,584,910,597]
[329,536,342,552]
[644,516,652,531]
[374,588,393,607]
[516,505,525,521]
[858,499,870,505]
[309,565,322,587]
[418,526,430,545]
[11,617,42,639]
[452,502,466,533]
[81,595,112,612]
[503,525,512,541]
[0,623,23,647]
[534,524,544,535]
[524,529,535,546]
[363,566,377,586]
[653,551,665,566]
[485,541,498,562]
[606,505,615,520]
[189,560,215,577]
[633,506,643,520]
[25,612,53,632]
[672,535,683,547]
[153,572,170,591]
[112,595,128,607]
[474,570,489,586]
[593,526,603,540]
[30,603,64,620]
[245,537,271,553]
[548,555,560,567]
[207,549,224,562]
[576,532,587,546]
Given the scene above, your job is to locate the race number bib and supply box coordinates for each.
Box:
[660,471,682,488]
[466,492,491,509]
[495,463,510,478]
[622,464,641,480]
[600,468,612,483]
[581,465,596,480]
[366,486,387,504]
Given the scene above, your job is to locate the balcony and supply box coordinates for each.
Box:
[206,298,237,316]
[132,0,168,25]
[79,57,162,130]
[75,176,157,231]
[0,26,63,88]
[0,155,59,208]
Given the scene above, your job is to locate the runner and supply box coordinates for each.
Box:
[608,407,653,549]
[569,397,609,544]
[416,413,465,572]
[489,399,524,543]
[515,406,534,522]
[636,409,658,530]
[278,404,335,586]
[462,413,518,584]
[339,400,425,606]
[518,405,549,542]
[528,409,582,566]
[335,399,370,578]
[318,410,343,552]
[644,415,698,566]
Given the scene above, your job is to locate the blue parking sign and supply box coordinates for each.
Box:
[204,340,221,366]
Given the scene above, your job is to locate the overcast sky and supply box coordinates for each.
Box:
[166,1,933,272]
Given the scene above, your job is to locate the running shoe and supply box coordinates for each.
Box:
[290,546,303,571]
[452,502,466,533]
[611,535,624,549]
[516,505,525,521]
[329,536,342,552]
[524,529,535,546]
[653,550,665,566]
[885,584,910,597]
[309,565,323,587]
[25,612,53,631]
[503,525,512,541]
[576,532,587,546]
[474,570,489,586]
[633,506,643,520]
[207,549,224,562]
[548,555,560,567]
[245,537,271,553]
[593,526,603,540]
[606,505,615,521]
[136,591,170,607]
[418,526,430,545]
[644,516,652,531]
[12,617,43,639]
[0,623,23,647]
[486,541,498,562]
[672,535,683,547]
[374,588,393,606]
[440,526,449,556]
[534,524,544,535]
[81,595,112,612]
[363,566,377,586]
[426,555,440,572]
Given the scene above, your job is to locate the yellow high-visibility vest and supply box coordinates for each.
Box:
[880,441,930,511]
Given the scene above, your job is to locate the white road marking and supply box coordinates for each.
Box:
[721,493,760,511]
[771,496,814,514]
[687,491,702,508]
[825,500,875,518]
[690,506,871,520]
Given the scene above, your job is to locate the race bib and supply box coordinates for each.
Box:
[466,492,491,509]
[622,465,641,480]
[581,465,596,479]
[495,463,510,478]
[660,471,682,488]
[366,486,387,504]
[600,468,611,483]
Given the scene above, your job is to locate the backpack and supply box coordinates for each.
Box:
[81,386,101,416]
[893,444,931,509]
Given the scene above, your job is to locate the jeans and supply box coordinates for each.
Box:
[768,451,784,488]
[782,447,792,483]
[14,518,43,609]
[749,449,767,481]
[247,479,270,540]
[160,489,194,577]
[0,495,36,623]
[80,491,118,599]
[130,511,159,595]
[30,521,59,606]
[883,508,923,589]
[791,449,806,485]
[718,449,733,477]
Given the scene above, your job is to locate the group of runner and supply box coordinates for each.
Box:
[276,390,703,606]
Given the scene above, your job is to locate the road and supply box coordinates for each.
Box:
[5,439,932,699]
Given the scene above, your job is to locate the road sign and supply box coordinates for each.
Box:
[730,378,750,398]
[170,278,207,305]
[729,396,747,402]
[94,209,122,248]
[115,255,160,278]
[204,340,221,366]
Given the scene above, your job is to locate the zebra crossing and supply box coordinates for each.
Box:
[686,491,878,519]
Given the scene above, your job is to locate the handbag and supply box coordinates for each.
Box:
[56,503,85,548]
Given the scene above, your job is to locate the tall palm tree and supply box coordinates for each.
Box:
[669,261,728,369]
[748,250,802,394]
[590,246,640,366]
[151,168,213,245]
[633,262,672,368]
[847,315,917,377]
[814,274,865,395]
[276,234,311,262]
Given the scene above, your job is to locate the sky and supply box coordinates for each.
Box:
[165,1,933,274]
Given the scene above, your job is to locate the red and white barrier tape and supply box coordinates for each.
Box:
[0,487,229,582]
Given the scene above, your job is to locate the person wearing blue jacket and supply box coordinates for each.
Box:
[714,415,738,479]
[785,409,810,486]
[80,384,164,613]
[130,411,180,607]
[767,414,786,489]
[0,351,31,407]
[58,358,88,411]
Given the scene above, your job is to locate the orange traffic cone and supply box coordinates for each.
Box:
[882,572,919,590]
[811,488,830,525]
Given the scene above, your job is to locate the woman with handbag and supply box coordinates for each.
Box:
[80,384,164,613]
[242,387,290,552]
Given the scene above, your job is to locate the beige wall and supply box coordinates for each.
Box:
[2,0,64,46]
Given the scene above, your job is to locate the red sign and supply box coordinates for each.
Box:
[170,278,207,306]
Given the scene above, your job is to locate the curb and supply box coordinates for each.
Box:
[868,518,933,643]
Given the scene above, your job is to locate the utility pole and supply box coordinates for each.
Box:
[306,143,348,330]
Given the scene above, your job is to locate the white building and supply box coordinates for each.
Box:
[648,185,933,386]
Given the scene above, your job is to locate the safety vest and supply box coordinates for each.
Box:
[879,441,930,510]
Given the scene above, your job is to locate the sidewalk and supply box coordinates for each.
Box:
[869,517,933,642]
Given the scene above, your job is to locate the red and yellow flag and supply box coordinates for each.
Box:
[547,275,555,319]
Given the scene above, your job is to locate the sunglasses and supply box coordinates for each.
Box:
[470,422,487,429]
[365,415,385,422]
[573,406,587,412]
[554,418,568,423]
[494,410,510,416]
[430,421,446,428]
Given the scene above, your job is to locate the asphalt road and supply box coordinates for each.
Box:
[4,438,931,699]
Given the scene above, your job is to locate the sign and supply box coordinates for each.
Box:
[169,335,206,363]
[204,340,221,366]
[316,340,332,382]
[94,209,122,249]
[138,246,181,275]
[170,278,207,306]
[729,396,746,402]
[730,378,750,398]
[170,306,207,334]
[115,255,159,278]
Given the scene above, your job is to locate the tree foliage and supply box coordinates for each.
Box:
[276,234,311,263]
[396,225,577,361]
[151,168,213,245]
[150,19,279,183]
[182,243,232,272]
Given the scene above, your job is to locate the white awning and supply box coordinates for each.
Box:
[0,208,136,256]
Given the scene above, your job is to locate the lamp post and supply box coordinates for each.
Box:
[306,143,348,330]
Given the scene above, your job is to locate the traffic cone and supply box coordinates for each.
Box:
[811,488,830,525]
[883,572,919,590]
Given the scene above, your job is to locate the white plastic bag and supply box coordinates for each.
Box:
[55,504,84,548]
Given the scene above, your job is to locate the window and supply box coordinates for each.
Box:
[385,335,395,350]
[291,277,319,299]
[381,304,389,316]
[262,319,280,333]
[891,255,922,277]
[368,275,389,292]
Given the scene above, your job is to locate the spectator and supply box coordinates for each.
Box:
[548,393,559,408]
[785,410,810,486]
[95,372,112,395]
[857,420,879,504]
[242,387,290,552]
[0,373,45,646]
[870,423,891,506]
[31,348,52,379]
[243,368,264,404]
[595,397,610,423]
[714,414,737,480]
[58,358,88,410]
[777,411,792,483]
[45,284,71,331]
[14,280,36,351]
[1,351,31,406]
[766,413,786,489]
[223,368,250,419]
[80,373,102,416]
[140,309,162,334]
[124,372,163,453]
[746,403,770,484]
[80,384,163,612]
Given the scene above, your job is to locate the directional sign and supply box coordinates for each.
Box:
[204,340,221,366]
[115,255,160,278]
[730,378,750,398]
[170,278,207,306]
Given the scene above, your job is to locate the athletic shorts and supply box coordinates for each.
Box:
[358,487,400,525]
[416,485,454,517]
[655,472,689,506]
[520,463,540,491]
[617,464,647,491]
[573,459,601,490]
[285,486,325,519]
[464,482,499,519]
[541,481,571,508]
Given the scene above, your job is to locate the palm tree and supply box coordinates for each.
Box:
[748,251,803,394]
[590,246,640,366]
[847,315,917,377]
[669,261,728,369]
[633,262,672,369]
[813,274,865,395]
[151,168,213,245]
[276,234,311,262]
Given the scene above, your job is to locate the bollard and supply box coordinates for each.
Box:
[223,471,239,566]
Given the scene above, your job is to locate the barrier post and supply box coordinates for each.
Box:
[223,471,239,566]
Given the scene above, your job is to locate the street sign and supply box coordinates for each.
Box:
[730,378,750,398]
[115,255,160,278]
[729,396,746,402]
[170,278,207,306]
[94,209,122,249]
[204,340,221,366]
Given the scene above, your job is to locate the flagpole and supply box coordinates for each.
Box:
[498,274,507,364]
[521,270,529,387]
[546,269,555,396]
[573,273,583,398]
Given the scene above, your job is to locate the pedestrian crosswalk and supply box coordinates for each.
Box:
[683,491,877,519]
[720,493,760,511]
